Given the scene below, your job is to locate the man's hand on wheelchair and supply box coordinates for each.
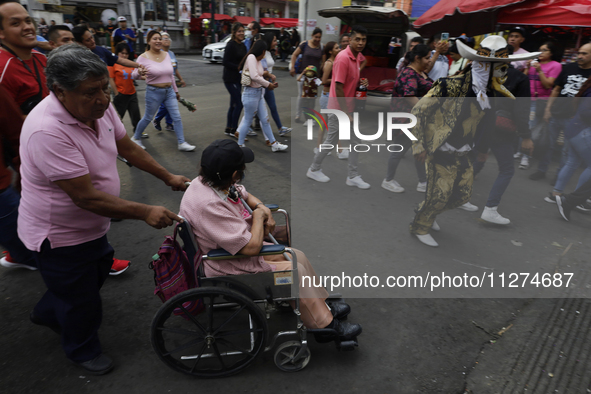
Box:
[144,206,183,229]
[166,174,192,191]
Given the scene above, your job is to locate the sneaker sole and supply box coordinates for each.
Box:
[556,197,569,221]
[109,265,130,276]
[544,197,557,204]
[346,180,370,189]
[0,260,38,270]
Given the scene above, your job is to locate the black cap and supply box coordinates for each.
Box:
[201,139,254,179]
[509,27,526,37]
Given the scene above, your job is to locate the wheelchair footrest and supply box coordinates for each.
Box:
[337,339,358,351]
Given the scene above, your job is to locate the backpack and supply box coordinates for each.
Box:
[150,224,204,317]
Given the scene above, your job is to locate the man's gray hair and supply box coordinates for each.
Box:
[46,44,108,92]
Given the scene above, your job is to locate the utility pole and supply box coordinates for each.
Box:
[135,0,145,53]
[303,0,308,41]
[211,0,217,43]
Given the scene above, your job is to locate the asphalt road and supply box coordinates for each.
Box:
[1,56,590,393]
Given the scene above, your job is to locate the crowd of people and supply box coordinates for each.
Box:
[1,0,591,376]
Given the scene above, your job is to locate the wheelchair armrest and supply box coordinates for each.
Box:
[206,244,286,260]
[265,204,279,211]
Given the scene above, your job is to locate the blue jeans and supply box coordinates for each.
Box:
[319,91,329,110]
[263,88,283,129]
[0,186,36,267]
[237,87,276,145]
[537,116,568,174]
[134,86,185,144]
[224,82,243,130]
[554,128,591,192]
[154,103,173,126]
[473,141,516,207]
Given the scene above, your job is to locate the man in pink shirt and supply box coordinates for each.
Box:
[18,45,190,375]
[306,25,371,189]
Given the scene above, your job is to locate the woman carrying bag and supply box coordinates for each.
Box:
[236,40,288,152]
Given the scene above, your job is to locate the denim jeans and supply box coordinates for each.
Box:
[237,87,276,145]
[154,103,173,126]
[134,86,185,144]
[319,91,329,110]
[224,82,243,130]
[0,186,36,267]
[537,116,568,174]
[263,88,283,129]
[554,128,591,192]
[478,141,516,207]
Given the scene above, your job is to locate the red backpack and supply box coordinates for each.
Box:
[150,224,204,317]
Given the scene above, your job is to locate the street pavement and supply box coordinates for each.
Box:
[1,55,590,393]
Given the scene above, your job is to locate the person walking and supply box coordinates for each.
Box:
[290,27,323,123]
[235,40,287,152]
[515,41,562,170]
[222,22,247,137]
[409,36,538,247]
[547,76,591,204]
[130,30,195,151]
[260,32,292,137]
[110,42,141,136]
[381,44,432,194]
[112,16,136,59]
[306,25,370,189]
[152,32,187,132]
[529,43,591,182]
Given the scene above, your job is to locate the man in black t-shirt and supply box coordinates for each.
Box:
[529,43,591,181]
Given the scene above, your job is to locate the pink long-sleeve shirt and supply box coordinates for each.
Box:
[132,51,178,92]
[243,54,270,88]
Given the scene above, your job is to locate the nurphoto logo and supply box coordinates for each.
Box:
[304,108,418,153]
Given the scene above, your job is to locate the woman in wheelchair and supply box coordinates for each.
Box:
[179,139,362,339]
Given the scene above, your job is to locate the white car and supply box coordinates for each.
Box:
[202,35,232,63]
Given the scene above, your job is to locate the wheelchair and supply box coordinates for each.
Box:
[150,204,360,378]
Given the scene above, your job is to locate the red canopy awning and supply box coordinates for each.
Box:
[413,0,530,37]
[234,16,255,25]
[259,18,298,28]
[198,13,234,21]
[498,0,591,27]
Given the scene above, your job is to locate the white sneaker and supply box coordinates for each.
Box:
[346,176,370,189]
[416,233,438,247]
[247,128,258,136]
[271,141,288,152]
[307,168,330,182]
[178,142,196,152]
[519,156,529,169]
[0,256,37,270]
[458,202,479,212]
[131,136,146,149]
[381,179,404,193]
[417,182,427,193]
[481,206,510,225]
[337,149,349,160]
[431,220,440,231]
[513,152,522,159]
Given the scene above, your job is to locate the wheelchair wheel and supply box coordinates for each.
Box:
[273,341,311,372]
[151,287,268,378]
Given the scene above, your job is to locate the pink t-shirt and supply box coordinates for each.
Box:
[528,60,562,100]
[179,177,273,277]
[328,45,362,112]
[18,93,126,251]
[132,52,178,92]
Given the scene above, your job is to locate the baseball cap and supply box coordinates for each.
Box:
[118,16,127,22]
[201,139,254,179]
[509,26,526,37]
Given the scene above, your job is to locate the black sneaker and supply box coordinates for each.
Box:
[72,354,114,375]
[544,192,559,204]
[529,171,546,181]
[556,195,571,221]
[576,202,591,212]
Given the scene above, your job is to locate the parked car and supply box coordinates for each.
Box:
[317,5,410,97]
[202,35,232,63]
[202,28,282,64]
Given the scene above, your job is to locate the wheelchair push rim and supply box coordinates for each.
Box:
[151,287,268,378]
